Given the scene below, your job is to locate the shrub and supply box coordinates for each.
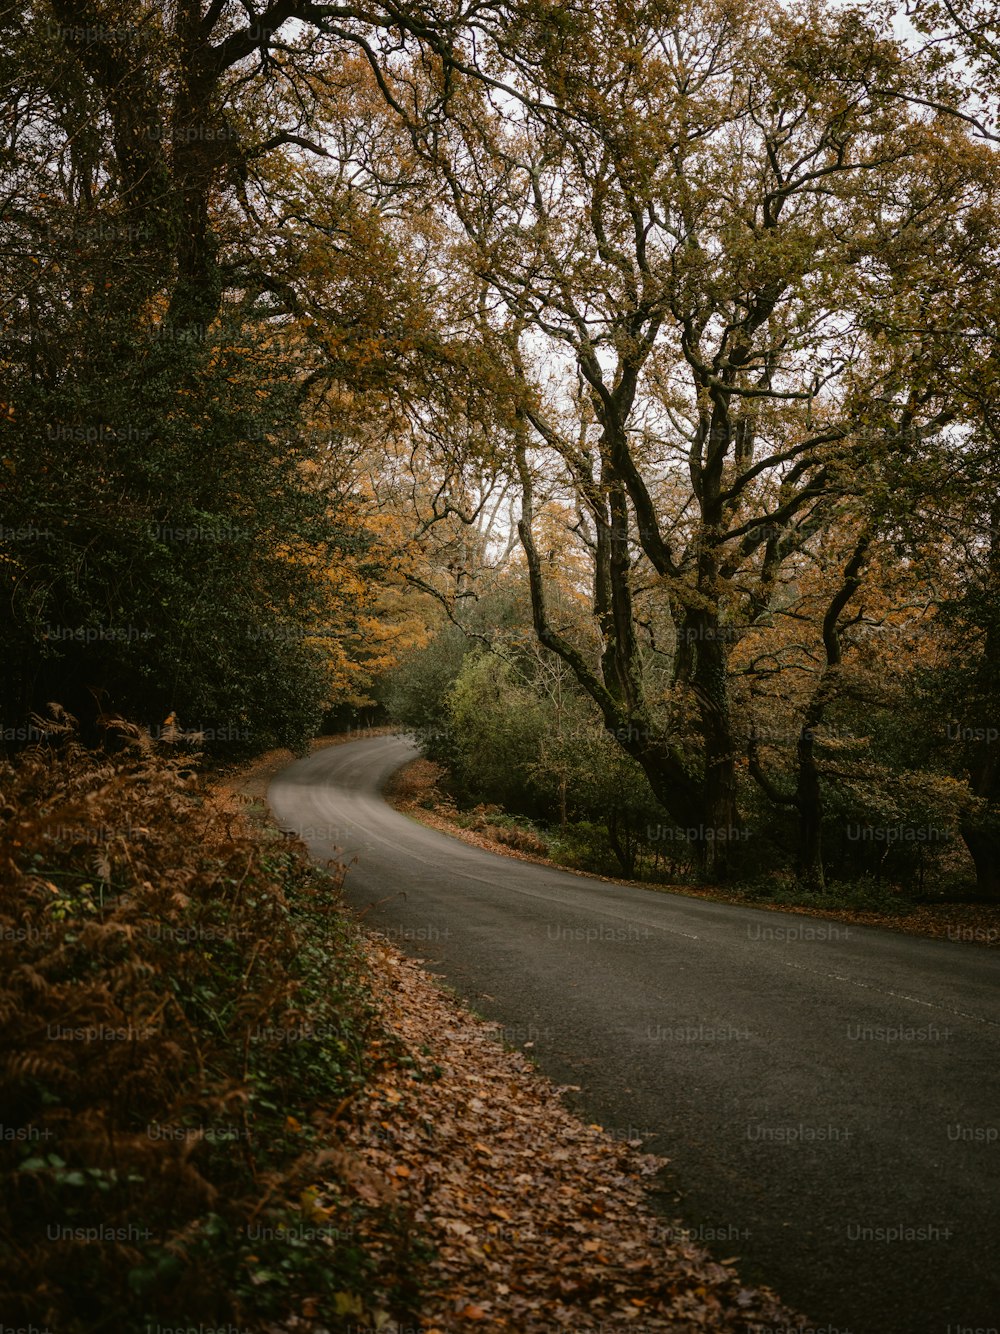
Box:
[0,711,426,1332]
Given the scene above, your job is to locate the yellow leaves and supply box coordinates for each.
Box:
[299,1184,331,1221]
[324,563,368,599]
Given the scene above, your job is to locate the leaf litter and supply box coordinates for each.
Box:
[320,935,806,1333]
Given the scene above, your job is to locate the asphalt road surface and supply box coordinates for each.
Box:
[270,734,1000,1334]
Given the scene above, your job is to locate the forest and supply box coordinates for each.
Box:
[3,3,1000,1331]
[3,0,1000,901]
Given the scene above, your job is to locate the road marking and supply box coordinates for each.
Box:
[778,959,1000,1029]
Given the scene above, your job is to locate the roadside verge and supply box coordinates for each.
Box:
[384,755,1000,948]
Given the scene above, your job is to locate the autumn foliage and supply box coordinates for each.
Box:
[0,713,424,1332]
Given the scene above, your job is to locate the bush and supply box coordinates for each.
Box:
[0,312,351,757]
[547,821,622,876]
[0,712,426,1332]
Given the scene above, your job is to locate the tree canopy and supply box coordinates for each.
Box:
[2,0,999,892]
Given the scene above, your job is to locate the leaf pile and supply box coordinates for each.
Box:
[329,937,805,1333]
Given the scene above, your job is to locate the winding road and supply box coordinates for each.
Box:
[270,734,1000,1334]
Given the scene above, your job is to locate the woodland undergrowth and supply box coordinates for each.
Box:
[0,709,425,1333]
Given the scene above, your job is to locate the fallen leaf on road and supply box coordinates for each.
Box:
[323,937,808,1333]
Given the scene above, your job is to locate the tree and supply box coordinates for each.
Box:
[386,0,993,875]
[0,0,463,750]
[905,0,999,143]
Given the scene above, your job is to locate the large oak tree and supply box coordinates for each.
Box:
[382,0,999,874]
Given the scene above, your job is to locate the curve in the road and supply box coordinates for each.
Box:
[269,734,1000,1334]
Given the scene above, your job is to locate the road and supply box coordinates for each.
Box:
[269,734,1000,1334]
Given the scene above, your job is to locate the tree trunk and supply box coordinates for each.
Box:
[687,608,742,878]
[960,827,1000,898]
[959,708,1000,899]
[957,502,1000,899]
[795,726,825,891]
[607,810,636,876]
[794,534,871,891]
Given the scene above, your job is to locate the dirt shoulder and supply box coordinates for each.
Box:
[384,757,1000,950]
